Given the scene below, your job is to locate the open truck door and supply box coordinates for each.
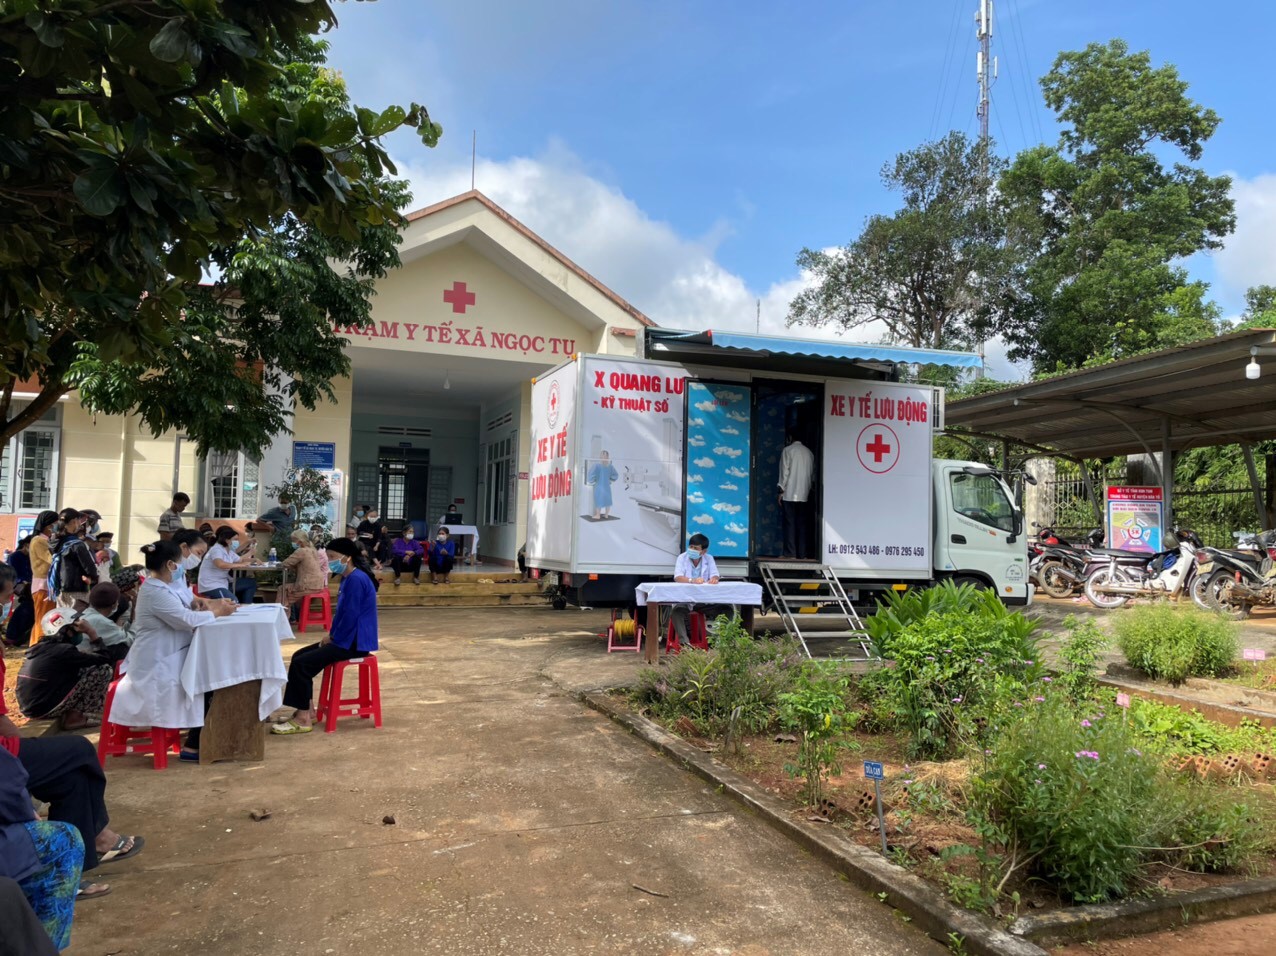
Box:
[682,381,753,560]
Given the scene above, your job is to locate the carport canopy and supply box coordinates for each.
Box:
[944,328,1276,529]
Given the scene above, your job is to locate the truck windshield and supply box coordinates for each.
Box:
[950,473,1015,533]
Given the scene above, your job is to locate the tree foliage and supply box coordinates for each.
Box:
[1235,285,1276,330]
[997,40,1234,372]
[788,132,1017,353]
[0,1,441,452]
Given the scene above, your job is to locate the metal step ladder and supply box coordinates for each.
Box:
[757,561,875,660]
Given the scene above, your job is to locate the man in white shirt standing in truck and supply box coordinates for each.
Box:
[778,432,815,558]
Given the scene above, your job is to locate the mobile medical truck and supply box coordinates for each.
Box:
[526,328,1029,648]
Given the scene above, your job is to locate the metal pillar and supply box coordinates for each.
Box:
[1160,417,1174,534]
[1241,443,1267,530]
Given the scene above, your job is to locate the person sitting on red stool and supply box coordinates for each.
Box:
[271,538,379,735]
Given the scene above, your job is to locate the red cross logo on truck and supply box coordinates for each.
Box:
[856,423,900,474]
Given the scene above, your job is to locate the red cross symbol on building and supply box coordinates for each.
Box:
[865,433,892,463]
[443,281,476,314]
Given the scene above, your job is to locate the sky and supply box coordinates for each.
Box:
[321,1,1276,380]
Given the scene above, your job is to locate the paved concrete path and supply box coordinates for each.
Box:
[69,607,943,956]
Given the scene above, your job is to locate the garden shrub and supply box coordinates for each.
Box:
[866,580,1017,658]
[631,616,804,734]
[864,609,1042,760]
[1057,616,1108,702]
[972,693,1263,903]
[1114,604,1238,683]
[778,663,859,806]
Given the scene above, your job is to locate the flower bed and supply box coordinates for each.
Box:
[627,584,1276,921]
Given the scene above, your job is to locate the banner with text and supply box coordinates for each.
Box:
[822,380,934,576]
[527,361,578,567]
[1105,486,1163,553]
[577,357,686,567]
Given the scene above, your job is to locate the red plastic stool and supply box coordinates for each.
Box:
[297,589,332,633]
[97,680,183,770]
[665,611,708,654]
[606,609,643,653]
[315,655,382,733]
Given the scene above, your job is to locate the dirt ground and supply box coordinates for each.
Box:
[1053,912,1276,955]
[34,607,946,956]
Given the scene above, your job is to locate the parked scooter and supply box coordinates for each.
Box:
[1204,530,1276,620]
[1083,528,1204,609]
[1030,528,1105,598]
[1190,532,1265,611]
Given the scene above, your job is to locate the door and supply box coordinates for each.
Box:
[378,446,430,530]
[943,468,1018,580]
[750,380,823,558]
[427,466,453,528]
[683,381,751,559]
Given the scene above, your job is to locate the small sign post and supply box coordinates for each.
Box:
[863,761,887,854]
[1244,648,1267,662]
[1115,692,1131,709]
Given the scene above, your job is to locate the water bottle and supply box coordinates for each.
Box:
[268,547,278,567]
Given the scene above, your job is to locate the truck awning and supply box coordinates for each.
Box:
[644,328,983,369]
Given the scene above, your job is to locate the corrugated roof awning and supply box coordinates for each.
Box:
[644,328,983,369]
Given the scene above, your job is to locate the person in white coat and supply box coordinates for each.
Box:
[106,541,234,762]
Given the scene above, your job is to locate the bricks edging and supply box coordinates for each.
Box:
[582,692,1047,956]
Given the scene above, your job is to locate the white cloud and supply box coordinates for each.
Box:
[713,446,743,458]
[694,400,717,413]
[692,514,715,526]
[727,411,749,422]
[721,425,740,436]
[693,456,715,468]
[712,502,742,514]
[688,435,705,447]
[725,521,747,534]
[718,390,745,403]
[720,482,739,491]
[726,466,748,478]
[689,417,705,427]
[687,491,704,504]
[687,473,703,483]
[1216,173,1276,304]
[718,538,739,549]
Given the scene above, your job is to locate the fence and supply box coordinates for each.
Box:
[1034,461,1263,549]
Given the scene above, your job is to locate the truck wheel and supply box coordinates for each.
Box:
[551,595,568,610]
[952,575,988,591]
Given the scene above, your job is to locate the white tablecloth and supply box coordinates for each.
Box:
[635,582,764,607]
[180,604,292,720]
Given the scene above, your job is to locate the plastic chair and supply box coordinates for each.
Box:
[315,655,382,734]
[97,680,183,770]
[606,610,643,653]
[297,589,332,633]
[665,610,708,654]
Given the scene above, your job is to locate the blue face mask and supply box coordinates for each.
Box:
[354,510,365,519]
[329,559,346,575]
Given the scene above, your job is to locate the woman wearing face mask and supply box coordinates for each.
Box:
[278,529,327,619]
[271,538,378,735]
[389,526,425,586]
[106,542,235,759]
[168,529,209,607]
[196,526,257,604]
[428,527,456,585]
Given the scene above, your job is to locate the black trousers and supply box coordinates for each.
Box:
[390,554,422,577]
[282,641,364,711]
[183,691,214,750]
[782,500,812,558]
[0,876,58,956]
[6,596,34,647]
[17,736,109,872]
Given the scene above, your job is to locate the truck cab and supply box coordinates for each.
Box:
[932,460,1030,605]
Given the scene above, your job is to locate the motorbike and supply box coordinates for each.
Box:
[1030,528,1105,598]
[1082,528,1204,610]
[1190,532,1265,612]
[1206,530,1276,620]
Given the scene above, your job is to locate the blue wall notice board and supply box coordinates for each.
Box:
[292,441,336,470]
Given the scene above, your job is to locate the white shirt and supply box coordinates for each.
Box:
[674,551,720,583]
[197,542,242,593]
[108,577,216,728]
[779,440,815,502]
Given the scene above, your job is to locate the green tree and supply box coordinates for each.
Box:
[1235,285,1276,330]
[788,132,1018,354]
[0,1,441,452]
[998,40,1234,372]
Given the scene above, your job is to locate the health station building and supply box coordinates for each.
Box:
[0,191,651,566]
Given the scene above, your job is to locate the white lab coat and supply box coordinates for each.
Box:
[779,440,815,502]
[108,577,216,729]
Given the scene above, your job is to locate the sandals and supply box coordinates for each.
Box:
[270,720,313,735]
[98,834,144,864]
[77,879,111,900]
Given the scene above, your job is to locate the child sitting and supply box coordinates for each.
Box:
[77,583,133,651]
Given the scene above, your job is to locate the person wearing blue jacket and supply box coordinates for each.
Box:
[271,537,378,735]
